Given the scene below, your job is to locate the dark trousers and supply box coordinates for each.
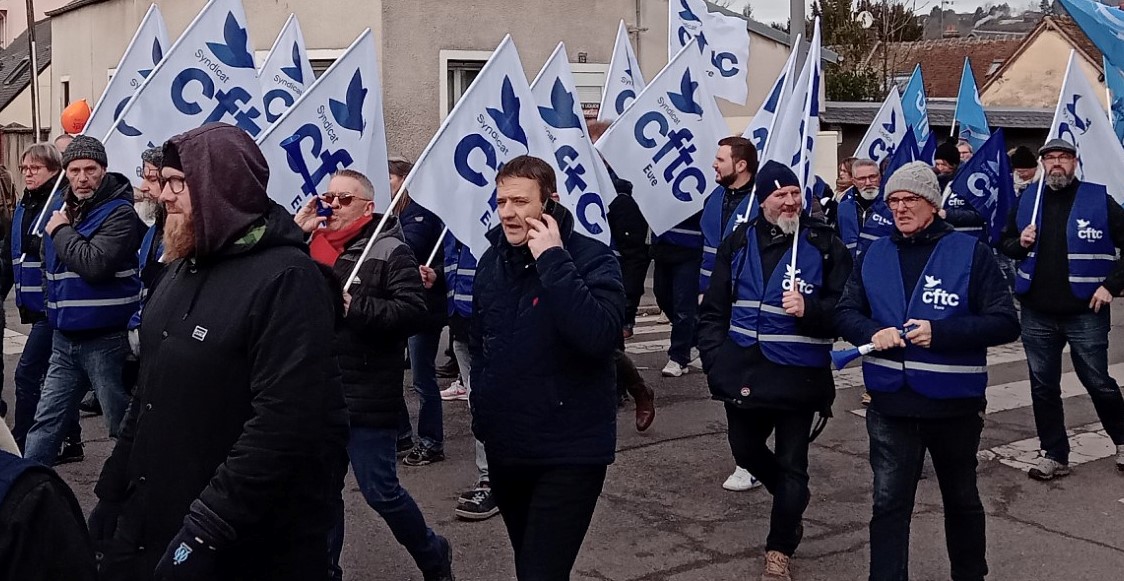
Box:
[489,462,607,580]
[1021,306,1124,463]
[725,405,812,556]
[614,350,645,399]
[653,253,701,365]
[406,329,443,451]
[618,248,650,329]
[867,409,987,581]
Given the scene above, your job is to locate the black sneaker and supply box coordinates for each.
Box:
[454,486,499,521]
[79,393,102,416]
[403,445,445,467]
[56,440,85,465]
[396,437,415,459]
[423,535,455,581]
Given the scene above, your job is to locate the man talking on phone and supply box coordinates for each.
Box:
[469,155,625,579]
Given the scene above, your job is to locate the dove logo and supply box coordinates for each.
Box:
[538,80,582,131]
[1076,219,1103,241]
[781,266,815,295]
[631,70,707,203]
[280,124,355,209]
[921,275,960,308]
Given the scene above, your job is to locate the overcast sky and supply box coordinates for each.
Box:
[741,0,1043,24]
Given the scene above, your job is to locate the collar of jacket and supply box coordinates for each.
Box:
[890,217,954,246]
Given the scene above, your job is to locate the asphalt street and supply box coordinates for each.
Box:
[4,292,1124,581]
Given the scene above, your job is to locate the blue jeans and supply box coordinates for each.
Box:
[12,320,80,451]
[23,330,131,465]
[867,409,987,581]
[406,330,443,451]
[329,427,445,577]
[1021,306,1124,463]
[653,253,701,365]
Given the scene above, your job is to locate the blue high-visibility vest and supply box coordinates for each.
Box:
[836,188,895,259]
[700,187,756,293]
[443,234,476,319]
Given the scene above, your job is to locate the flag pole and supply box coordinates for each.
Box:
[1032,50,1076,226]
[345,183,406,290]
[426,226,448,267]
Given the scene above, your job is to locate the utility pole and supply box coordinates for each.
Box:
[25,0,41,140]
[790,0,804,46]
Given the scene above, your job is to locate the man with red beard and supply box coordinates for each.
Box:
[89,123,349,580]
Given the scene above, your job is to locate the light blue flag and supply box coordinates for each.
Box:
[954,58,990,151]
[1058,0,1124,70]
[901,65,931,145]
[1104,56,1124,147]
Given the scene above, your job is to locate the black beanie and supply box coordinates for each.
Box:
[161,140,183,172]
[754,160,800,203]
[935,141,960,167]
[1009,146,1037,169]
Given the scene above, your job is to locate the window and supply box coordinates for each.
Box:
[571,63,608,119]
[4,57,28,85]
[310,59,336,78]
[0,10,7,49]
[986,59,1004,77]
[446,60,485,113]
[60,77,70,111]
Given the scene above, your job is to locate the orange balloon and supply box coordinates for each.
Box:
[60,99,92,134]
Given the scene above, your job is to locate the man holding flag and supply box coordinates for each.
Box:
[1000,139,1124,479]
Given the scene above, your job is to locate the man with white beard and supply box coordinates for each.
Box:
[835,158,894,260]
[698,161,852,581]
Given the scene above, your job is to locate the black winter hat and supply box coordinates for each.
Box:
[62,135,108,168]
[1009,146,1037,169]
[935,141,960,167]
[754,160,800,204]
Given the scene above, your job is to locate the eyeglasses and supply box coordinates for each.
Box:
[1042,153,1074,163]
[321,192,370,206]
[18,164,45,173]
[159,176,187,194]
[852,174,880,184]
[886,195,925,209]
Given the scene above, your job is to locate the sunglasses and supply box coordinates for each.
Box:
[321,192,371,206]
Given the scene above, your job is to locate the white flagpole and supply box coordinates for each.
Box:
[426,226,448,267]
[1031,50,1076,226]
[740,34,800,225]
[790,52,816,291]
[346,184,405,289]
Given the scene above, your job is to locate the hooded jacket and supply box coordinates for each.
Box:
[470,203,625,465]
[328,214,427,428]
[93,124,349,581]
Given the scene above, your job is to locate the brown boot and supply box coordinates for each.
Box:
[761,550,792,581]
[632,385,655,432]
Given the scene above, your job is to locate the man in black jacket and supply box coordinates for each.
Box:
[837,161,1019,581]
[295,169,453,581]
[699,161,852,580]
[1000,139,1124,479]
[471,155,625,579]
[89,123,350,581]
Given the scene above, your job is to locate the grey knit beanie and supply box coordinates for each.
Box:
[884,161,941,208]
[62,134,108,169]
[140,146,164,168]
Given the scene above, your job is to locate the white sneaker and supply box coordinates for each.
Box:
[722,467,762,491]
[440,380,469,401]
[661,360,688,377]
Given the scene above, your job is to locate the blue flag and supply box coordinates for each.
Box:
[954,58,990,151]
[920,132,938,165]
[881,129,922,187]
[949,129,1015,246]
[1104,56,1124,147]
[901,65,931,145]
[1059,0,1124,71]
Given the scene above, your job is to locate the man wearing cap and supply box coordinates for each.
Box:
[934,141,961,192]
[837,161,1019,581]
[1009,145,1039,196]
[1001,139,1124,480]
[699,161,851,581]
[22,135,144,466]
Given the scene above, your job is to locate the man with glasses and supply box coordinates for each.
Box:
[22,136,143,466]
[835,158,894,260]
[294,170,454,580]
[1001,138,1124,480]
[837,161,1019,581]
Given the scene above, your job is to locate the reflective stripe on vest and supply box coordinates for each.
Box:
[443,235,476,318]
[11,203,46,313]
[860,233,988,399]
[44,198,142,332]
[727,226,830,367]
[836,189,894,260]
[1015,181,1114,300]
[700,187,756,293]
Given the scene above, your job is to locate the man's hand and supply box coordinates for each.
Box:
[782,288,806,318]
[294,197,327,234]
[419,265,437,289]
[871,327,906,351]
[527,214,563,259]
[1090,285,1114,313]
[154,526,218,580]
[45,210,69,235]
[343,291,352,315]
[904,319,933,349]
[1020,224,1037,249]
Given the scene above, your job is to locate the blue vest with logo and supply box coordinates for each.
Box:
[443,234,476,319]
[44,199,142,332]
[1015,181,1114,300]
[727,226,833,367]
[10,192,64,314]
[128,224,165,330]
[860,233,988,399]
[942,191,987,242]
[700,188,756,293]
[836,188,895,259]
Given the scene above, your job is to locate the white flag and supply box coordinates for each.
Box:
[258,14,315,125]
[854,86,905,165]
[82,4,169,141]
[404,36,554,259]
[595,39,728,236]
[256,29,392,213]
[742,36,799,154]
[106,0,265,185]
[598,20,647,122]
[764,18,821,205]
[668,0,751,105]
[531,43,616,245]
[1049,51,1124,203]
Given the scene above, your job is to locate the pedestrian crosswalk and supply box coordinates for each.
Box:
[623,312,1121,474]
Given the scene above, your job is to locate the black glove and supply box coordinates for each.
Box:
[87,499,124,543]
[153,524,219,580]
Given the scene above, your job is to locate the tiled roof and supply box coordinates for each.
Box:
[822,100,1053,129]
[865,37,1023,98]
[45,0,111,17]
[0,19,52,114]
[1049,17,1103,65]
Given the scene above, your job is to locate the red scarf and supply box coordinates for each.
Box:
[309,215,373,266]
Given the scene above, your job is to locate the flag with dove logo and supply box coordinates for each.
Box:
[854,87,906,166]
[949,128,1015,245]
[598,20,647,122]
[668,0,751,105]
[742,36,798,154]
[258,14,315,124]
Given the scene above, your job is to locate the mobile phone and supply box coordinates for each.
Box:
[315,197,333,219]
[542,198,561,220]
